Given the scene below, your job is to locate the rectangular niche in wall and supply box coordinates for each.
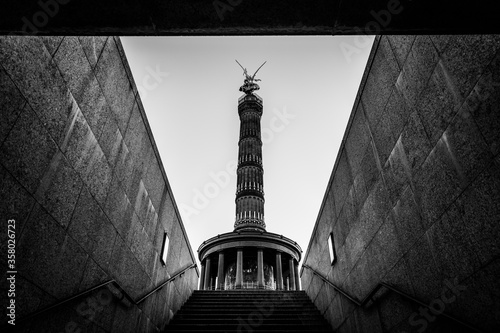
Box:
[328,232,336,265]
[161,232,170,265]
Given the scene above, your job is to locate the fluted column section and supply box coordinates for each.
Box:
[204,257,211,290]
[199,262,205,290]
[234,94,266,231]
[257,249,264,288]
[276,252,283,290]
[289,257,296,291]
[294,262,300,291]
[236,249,243,288]
[217,251,225,290]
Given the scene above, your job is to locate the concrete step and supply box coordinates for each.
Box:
[168,325,330,331]
[175,308,320,314]
[165,290,333,332]
[183,295,312,302]
[192,290,308,294]
[180,302,317,307]
[173,311,323,319]
[171,316,326,323]
[191,291,308,296]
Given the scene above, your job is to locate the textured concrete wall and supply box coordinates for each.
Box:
[0,36,198,332]
[301,35,500,333]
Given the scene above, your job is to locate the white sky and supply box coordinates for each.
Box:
[121,36,374,267]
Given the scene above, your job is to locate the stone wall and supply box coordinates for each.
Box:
[0,36,198,332]
[301,35,500,332]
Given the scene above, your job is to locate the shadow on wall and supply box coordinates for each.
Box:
[301,35,500,333]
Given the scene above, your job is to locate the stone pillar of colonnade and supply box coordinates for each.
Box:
[257,248,264,288]
[276,251,283,290]
[204,257,211,290]
[294,261,300,290]
[199,261,206,290]
[236,249,243,288]
[217,251,225,290]
[289,257,296,291]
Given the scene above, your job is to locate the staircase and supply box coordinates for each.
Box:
[165,290,333,332]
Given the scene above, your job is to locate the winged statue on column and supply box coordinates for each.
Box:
[236,60,267,94]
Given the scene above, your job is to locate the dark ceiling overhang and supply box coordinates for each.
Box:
[1,0,499,36]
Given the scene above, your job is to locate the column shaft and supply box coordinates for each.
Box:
[204,257,211,290]
[289,257,296,291]
[236,249,243,288]
[294,262,300,291]
[217,251,225,290]
[257,249,264,288]
[276,252,283,290]
[199,262,206,290]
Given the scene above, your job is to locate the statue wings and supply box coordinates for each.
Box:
[235,60,266,81]
[235,59,246,73]
[252,61,267,80]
